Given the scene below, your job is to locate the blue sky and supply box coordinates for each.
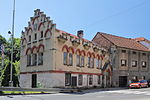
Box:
[0,0,150,41]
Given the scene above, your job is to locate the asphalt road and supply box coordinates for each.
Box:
[1,88,150,100]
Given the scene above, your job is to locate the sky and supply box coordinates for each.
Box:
[0,0,150,41]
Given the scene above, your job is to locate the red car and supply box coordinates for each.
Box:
[129,80,148,88]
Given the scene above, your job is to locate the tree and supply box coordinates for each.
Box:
[0,37,21,87]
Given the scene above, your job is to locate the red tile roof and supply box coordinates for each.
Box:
[98,32,149,51]
[56,28,90,42]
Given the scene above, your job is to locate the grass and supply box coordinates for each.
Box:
[0,91,50,95]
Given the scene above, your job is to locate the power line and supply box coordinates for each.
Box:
[85,0,150,29]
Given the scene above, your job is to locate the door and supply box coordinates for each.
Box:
[32,74,37,88]
[71,76,77,87]
[119,76,127,87]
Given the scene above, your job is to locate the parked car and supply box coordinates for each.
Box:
[147,79,150,87]
[129,80,148,89]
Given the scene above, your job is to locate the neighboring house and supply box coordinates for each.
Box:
[20,9,112,88]
[92,32,150,87]
[134,37,150,50]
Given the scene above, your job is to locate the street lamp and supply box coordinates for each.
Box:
[8,31,14,87]
[8,0,15,87]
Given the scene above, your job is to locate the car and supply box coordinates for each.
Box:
[129,80,148,89]
[147,79,150,87]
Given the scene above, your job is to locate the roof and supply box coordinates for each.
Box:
[96,32,150,52]
[134,37,150,43]
[56,28,90,42]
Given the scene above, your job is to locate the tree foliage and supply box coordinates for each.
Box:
[0,35,20,87]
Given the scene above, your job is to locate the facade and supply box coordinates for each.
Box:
[92,32,150,87]
[20,9,112,88]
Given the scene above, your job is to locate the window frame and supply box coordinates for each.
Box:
[121,59,127,66]
[132,60,137,67]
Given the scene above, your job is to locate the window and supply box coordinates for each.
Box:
[40,31,43,38]
[88,57,91,68]
[142,61,146,68]
[28,35,31,42]
[69,53,73,66]
[34,33,37,40]
[32,54,37,66]
[96,59,99,68]
[121,59,127,66]
[142,53,146,56]
[98,75,101,85]
[89,75,93,85]
[76,55,80,66]
[78,74,83,86]
[99,59,102,69]
[38,52,43,65]
[122,50,126,53]
[27,54,31,66]
[91,58,94,68]
[81,56,84,67]
[63,52,68,65]
[132,51,136,54]
[65,73,71,86]
[132,60,137,67]
[34,23,37,31]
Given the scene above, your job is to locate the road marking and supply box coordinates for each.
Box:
[100,90,150,96]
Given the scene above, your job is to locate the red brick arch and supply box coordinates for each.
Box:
[91,52,96,58]
[44,29,52,38]
[38,22,44,31]
[32,46,38,53]
[96,54,100,60]
[38,44,45,52]
[68,46,75,54]
[25,47,32,55]
[87,51,91,57]
[76,49,81,55]
[80,50,86,56]
[62,45,69,52]
[32,16,39,25]
[27,27,33,35]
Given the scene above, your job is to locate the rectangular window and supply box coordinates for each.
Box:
[91,58,94,68]
[28,35,31,42]
[88,57,91,68]
[121,59,127,66]
[63,52,68,65]
[81,56,84,67]
[89,75,93,85]
[142,53,146,56]
[69,53,73,66]
[98,75,101,85]
[99,59,102,69]
[76,55,80,66]
[78,74,83,86]
[132,51,136,54]
[132,60,137,67]
[65,73,71,86]
[32,54,37,66]
[34,33,37,40]
[38,52,43,65]
[40,31,43,38]
[142,61,146,68]
[96,59,99,68]
[122,50,126,53]
[27,54,31,66]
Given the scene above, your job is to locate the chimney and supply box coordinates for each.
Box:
[77,30,84,38]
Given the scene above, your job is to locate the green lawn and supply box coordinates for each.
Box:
[0,91,50,94]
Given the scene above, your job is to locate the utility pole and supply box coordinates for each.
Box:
[9,0,15,87]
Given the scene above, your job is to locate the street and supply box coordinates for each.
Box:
[1,88,150,100]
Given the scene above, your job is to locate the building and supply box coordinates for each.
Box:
[92,32,150,87]
[20,9,112,88]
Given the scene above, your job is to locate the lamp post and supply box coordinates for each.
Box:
[9,0,15,87]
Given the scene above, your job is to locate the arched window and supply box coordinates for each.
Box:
[68,47,74,66]
[87,52,91,68]
[26,48,32,66]
[62,45,69,65]
[76,49,81,67]
[32,46,38,66]
[38,44,44,65]
[80,50,86,67]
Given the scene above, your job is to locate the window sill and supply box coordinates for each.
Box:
[39,38,43,41]
[33,40,37,43]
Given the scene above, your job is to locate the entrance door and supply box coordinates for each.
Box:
[71,76,77,87]
[119,76,127,87]
[32,74,37,88]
